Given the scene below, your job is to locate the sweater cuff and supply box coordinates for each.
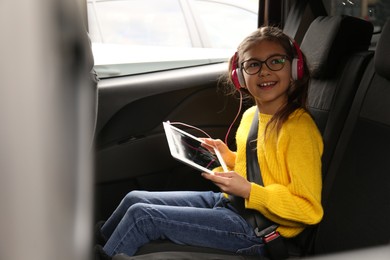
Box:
[223,151,237,169]
[245,183,269,210]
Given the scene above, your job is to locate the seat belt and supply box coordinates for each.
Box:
[246,109,289,260]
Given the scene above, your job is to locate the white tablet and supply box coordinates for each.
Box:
[163,121,228,175]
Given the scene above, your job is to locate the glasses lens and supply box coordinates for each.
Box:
[242,60,262,75]
[266,55,287,71]
[242,55,287,75]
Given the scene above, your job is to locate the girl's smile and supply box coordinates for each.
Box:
[259,81,276,88]
[258,81,277,88]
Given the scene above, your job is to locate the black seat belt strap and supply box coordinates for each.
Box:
[246,109,288,260]
[246,109,262,185]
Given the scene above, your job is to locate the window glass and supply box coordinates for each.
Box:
[88,2,102,42]
[192,1,258,48]
[88,0,192,47]
[325,0,389,32]
[325,0,389,49]
[87,0,258,78]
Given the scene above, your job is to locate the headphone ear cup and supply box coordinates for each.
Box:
[231,69,242,90]
[237,68,245,88]
[296,55,304,80]
[291,58,304,81]
[291,40,304,80]
[291,58,298,81]
[231,52,245,90]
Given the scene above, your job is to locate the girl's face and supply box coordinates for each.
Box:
[241,40,292,115]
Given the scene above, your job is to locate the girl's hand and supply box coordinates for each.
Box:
[200,138,236,168]
[202,171,251,199]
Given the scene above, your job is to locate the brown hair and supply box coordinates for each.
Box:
[226,26,311,136]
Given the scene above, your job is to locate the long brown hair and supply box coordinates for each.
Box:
[226,26,311,136]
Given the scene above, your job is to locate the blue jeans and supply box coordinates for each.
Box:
[101,190,265,256]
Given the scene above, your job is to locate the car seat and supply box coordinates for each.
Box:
[313,18,390,255]
[300,15,373,178]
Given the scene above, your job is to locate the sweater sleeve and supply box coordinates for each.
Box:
[245,111,324,229]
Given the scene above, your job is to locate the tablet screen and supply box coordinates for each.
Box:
[163,122,227,174]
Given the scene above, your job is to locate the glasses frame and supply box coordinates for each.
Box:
[240,54,290,75]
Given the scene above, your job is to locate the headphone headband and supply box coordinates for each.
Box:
[290,39,304,81]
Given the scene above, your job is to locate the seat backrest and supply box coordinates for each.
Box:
[300,15,373,177]
[314,18,390,255]
[283,0,327,43]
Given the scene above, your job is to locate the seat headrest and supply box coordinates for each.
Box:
[375,19,390,80]
[301,15,373,78]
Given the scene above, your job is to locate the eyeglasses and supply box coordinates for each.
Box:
[241,54,289,75]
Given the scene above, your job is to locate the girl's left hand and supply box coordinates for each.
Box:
[200,138,236,168]
[202,171,251,199]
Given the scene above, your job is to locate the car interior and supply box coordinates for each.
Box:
[92,0,390,259]
[2,0,389,260]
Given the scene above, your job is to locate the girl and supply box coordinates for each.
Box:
[95,26,323,259]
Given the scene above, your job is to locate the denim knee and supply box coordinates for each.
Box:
[127,202,157,220]
[122,190,146,207]
[124,203,163,240]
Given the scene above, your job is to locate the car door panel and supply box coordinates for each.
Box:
[95,63,244,219]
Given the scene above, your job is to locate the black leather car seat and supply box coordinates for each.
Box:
[313,18,390,255]
[301,15,373,178]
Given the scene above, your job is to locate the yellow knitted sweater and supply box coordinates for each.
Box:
[223,106,323,238]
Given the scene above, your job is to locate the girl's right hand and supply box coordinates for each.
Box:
[202,171,251,199]
[201,138,236,168]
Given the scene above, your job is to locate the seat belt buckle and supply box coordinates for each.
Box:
[254,224,278,238]
[263,230,281,243]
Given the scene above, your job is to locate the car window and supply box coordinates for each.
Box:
[324,0,388,49]
[192,0,258,48]
[88,0,192,47]
[87,0,259,78]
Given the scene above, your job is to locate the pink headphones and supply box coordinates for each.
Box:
[231,38,304,90]
[291,40,304,81]
[231,52,246,89]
